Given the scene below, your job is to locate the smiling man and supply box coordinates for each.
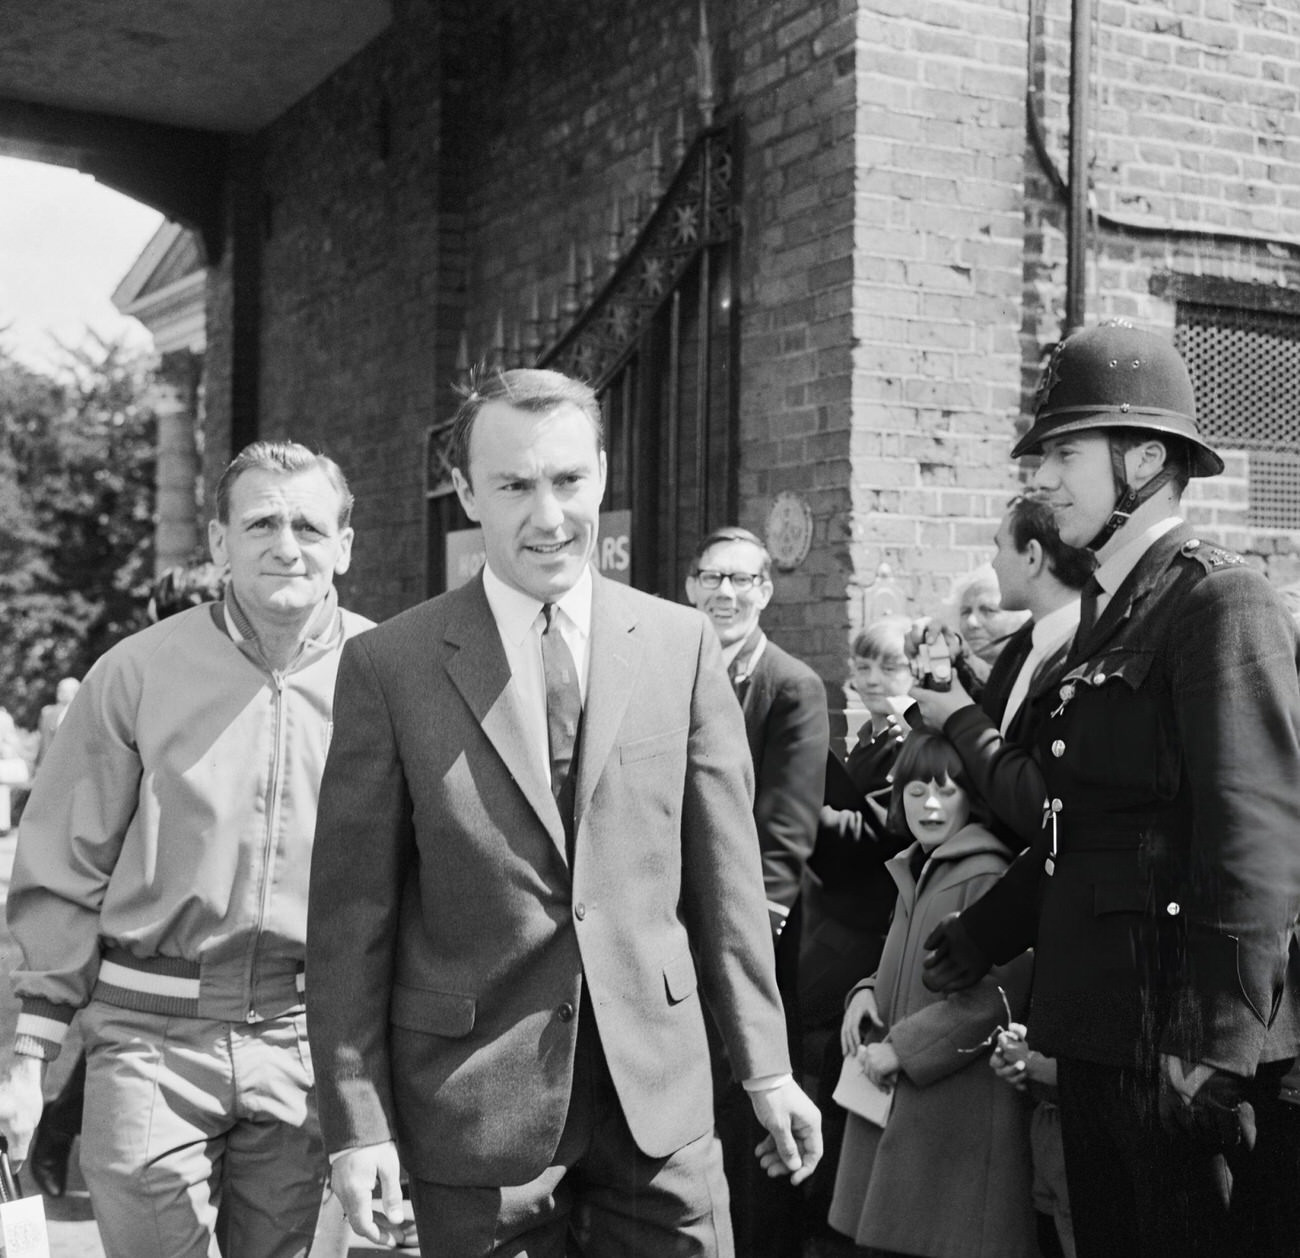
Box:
[685,527,828,1258]
[922,322,1300,1258]
[307,367,821,1258]
[0,441,371,1258]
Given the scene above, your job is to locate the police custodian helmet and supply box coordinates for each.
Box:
[1012,321,1224,478]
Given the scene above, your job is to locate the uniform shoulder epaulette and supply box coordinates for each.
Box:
[1180,537,1245,572]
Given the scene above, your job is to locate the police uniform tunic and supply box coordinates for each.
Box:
[960,521,1300,1077]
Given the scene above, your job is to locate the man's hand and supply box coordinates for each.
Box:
[907,676,975,730]
[331,1141,405,1247]
[0,1055,45,1163]
[1158,1055,1256,1153]
[1161,1054,1214,1103]
[840,987,884,1058]
[750,1080,822,1186]
[921,912,991,992]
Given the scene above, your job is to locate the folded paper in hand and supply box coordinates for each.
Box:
[833,1052,894,1127]
[0,1195,49,1258]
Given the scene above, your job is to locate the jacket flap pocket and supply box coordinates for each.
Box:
[1080,649,1156,692]
[620,725,688,765]
[663,951,698,1004]
[1093,881,1149,916]
[389,983,476,1037]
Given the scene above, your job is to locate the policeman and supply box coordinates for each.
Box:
[922,321,1300,1258]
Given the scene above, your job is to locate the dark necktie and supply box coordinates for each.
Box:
[1076,574,1103,644]
[541,604,582,839]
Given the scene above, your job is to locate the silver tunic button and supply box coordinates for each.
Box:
[1166,902,1180,916]
[1093,671,1106,685]
[1051,740,1065,758]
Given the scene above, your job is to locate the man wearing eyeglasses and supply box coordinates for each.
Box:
[686,526,829,1258]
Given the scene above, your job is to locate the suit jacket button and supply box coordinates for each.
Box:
[574,903,586,920]
[557,1002,575,1022]
[1051,740,1066,758]
[1166,902,1180,916]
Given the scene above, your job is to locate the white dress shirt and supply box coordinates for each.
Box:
[999,600,1081,735]
[481,562,593,789]
[1089,515,1184,621]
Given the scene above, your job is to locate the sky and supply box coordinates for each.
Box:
[0,155,164,375]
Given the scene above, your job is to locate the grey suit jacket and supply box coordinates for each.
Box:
[307,572,790,1185]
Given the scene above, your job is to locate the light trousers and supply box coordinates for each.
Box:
[78,1001,326,1258]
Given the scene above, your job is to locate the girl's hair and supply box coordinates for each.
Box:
[885,730,974,839]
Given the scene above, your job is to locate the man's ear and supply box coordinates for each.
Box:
[208,518,228,567]
[754,578,775,612]
[452,468,479,522]
[1127,439,1168,488]
[684,574,701,607]
[1024,538,1044,578]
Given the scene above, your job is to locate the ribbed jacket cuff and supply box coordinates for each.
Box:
[15,999,74,1061]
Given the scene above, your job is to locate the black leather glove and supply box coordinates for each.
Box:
[921,912,992,992]
[1158,1068,1257,1155]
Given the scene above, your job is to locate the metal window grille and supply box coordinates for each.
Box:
[1175,303,1300,529]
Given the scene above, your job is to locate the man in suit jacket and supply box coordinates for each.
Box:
[910,492,1094,844]
[685,527,829,948]
[922,323,1300,1258]
[308,368,821,1257]
[685,526,829,1257]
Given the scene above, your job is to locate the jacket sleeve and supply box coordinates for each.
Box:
[953,832,1052,968]
[680,623,792,1083]
[306,634,413,1154]
[755,669,829,933]
[7,650,142,1058]
[1166,566,1300,1072]
[944,703,1046,848]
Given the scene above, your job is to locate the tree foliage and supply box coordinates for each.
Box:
[0,336,157,728]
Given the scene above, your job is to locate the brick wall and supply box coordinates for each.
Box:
[197,0,1300,713]
[1026,0,1300,570]
[242,2,464,618]
[839,0,1029,657]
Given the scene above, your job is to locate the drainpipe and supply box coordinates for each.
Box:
[1066,0,1093,331]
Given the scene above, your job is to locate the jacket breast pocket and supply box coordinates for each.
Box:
[620,726,688,765]
[389,984,476,1038]
[1059,650,1171,795]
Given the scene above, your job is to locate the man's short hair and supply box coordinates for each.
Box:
[215,441,355,528]
[1004,494,1095,591]
[449,368,605,487]
[689,526,772,581]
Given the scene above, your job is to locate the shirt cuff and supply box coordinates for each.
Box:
[328,1140,391,1165]
[743,1072,793,1093]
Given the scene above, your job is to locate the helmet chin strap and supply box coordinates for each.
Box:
[1085,437,1178,551]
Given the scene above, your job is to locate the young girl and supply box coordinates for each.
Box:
[827,731,1036,1258]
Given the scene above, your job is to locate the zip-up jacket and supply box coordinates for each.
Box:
[8,589,372,1059]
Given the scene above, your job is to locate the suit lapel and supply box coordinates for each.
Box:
[444,577,568,858]
[573,576,642,832]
